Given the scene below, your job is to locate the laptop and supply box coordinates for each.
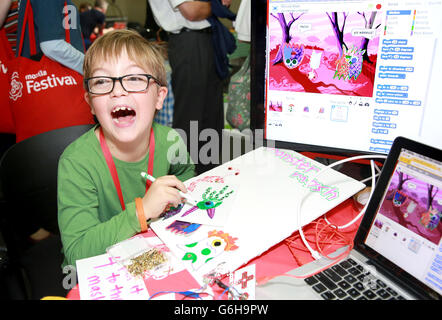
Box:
[256,137,442,300]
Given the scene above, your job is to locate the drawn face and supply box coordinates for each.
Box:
[282,43,305,69]
[197,199,222,210]
[179,235,228,270]
[393,191,407,207]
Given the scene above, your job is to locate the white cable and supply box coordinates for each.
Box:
[359,171,380,184]
[296,154,388,260]
[323,159,375,229]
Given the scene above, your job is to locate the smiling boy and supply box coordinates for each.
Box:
[57,30,195,267]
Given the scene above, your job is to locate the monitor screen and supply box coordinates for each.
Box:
[364,147,442,296]
[254,0,442,155]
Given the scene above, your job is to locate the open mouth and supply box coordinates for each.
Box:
[111,106,136,124]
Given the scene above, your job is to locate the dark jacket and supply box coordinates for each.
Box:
[205,0,237,79]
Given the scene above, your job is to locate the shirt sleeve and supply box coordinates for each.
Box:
[40,39,84,74]
[58,156,141,267]
[234,0,250,42]
[169,0,187,11]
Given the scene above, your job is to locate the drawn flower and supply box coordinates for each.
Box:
[181,186,234,219]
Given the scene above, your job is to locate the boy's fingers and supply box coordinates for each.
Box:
[157,175,187,193]
[165,188,183,206]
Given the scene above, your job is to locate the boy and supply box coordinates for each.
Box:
[58,29,195,268]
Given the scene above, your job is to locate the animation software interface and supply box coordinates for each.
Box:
[265,0,442,153]
[365,149,442,295]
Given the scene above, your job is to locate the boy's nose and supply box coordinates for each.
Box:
[110,79,128,96]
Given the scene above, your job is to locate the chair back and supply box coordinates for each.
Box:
[0,124,94,299]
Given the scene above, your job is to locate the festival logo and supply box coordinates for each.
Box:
[9,71,23,101]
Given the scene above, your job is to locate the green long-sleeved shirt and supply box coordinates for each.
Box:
[57,123,195,267]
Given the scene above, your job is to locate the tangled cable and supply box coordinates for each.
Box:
[295,154,387,261]
[259,154,388,282]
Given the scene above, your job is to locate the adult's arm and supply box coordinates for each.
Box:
[0,0,13,27]
[40,40,84,74]
[176,0,211,22]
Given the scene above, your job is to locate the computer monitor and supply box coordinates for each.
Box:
[251,0,442,156]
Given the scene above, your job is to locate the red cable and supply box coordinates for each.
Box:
[257,219,354,284]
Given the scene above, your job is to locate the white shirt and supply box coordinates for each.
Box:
[148,0,211,34]
[234,0,250,42]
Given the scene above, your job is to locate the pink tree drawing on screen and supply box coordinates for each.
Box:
[268,10,381,97]
[356,11,381,64]
[426,184,439,211]
[270,12,304,65]
[380,172,442,245]
[326,12,348,57]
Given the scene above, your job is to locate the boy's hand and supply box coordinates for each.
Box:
[141,175,187,220]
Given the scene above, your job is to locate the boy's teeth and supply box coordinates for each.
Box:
[114,106,130,112]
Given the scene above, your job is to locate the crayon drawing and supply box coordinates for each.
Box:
[177,182,238,227]
[166,220,201,236]
[181,185,234,219]
[177,230,239,271]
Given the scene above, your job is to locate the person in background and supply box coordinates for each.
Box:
[79,2,91,13]
[225,0,251,130]
[234,0,249,43]
[148,0,231,174]
[0,0,19,54]
[58,29,195,267]
[16,0,85,74]
[80,0,108,50]
[153,43,174,127]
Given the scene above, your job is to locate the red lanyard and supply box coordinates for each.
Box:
[99,127,155,211]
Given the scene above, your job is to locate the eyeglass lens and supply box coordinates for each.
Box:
[88,75,152,94]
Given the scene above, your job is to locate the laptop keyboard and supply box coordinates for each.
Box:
[304,258,407,300]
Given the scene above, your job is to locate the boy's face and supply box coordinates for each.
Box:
[84,49,167,147]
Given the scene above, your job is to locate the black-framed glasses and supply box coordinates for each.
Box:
[84,74,163,95]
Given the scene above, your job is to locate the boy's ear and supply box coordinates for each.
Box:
[84,92,96,115]
[155,86,168,111]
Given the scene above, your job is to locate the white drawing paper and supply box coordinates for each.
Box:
[150,147,365,285]
[76,253,149,300]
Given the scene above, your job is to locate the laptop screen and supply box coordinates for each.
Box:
[364,147,442,296]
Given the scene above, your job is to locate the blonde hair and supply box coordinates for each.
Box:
[83,29,167,86]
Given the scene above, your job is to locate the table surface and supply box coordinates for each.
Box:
[67,197,361,300]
